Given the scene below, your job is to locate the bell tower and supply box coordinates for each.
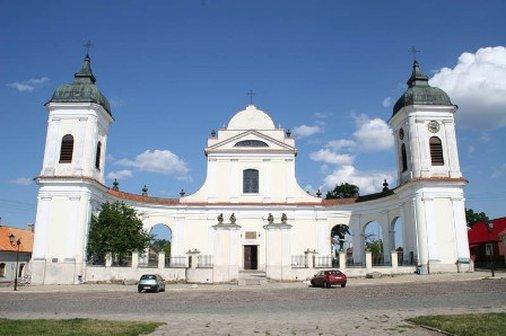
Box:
[390,60,462,185]
[390,60,470,275]
[31,52,114,284]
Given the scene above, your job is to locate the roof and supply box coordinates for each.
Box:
[0,226,34,253]
[468,217,506,245]
[392,60,453,116]
[48,54,112,116]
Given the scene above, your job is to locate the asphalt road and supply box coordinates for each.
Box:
[1,279,505,335]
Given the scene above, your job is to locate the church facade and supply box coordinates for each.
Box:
[30,54,471,285]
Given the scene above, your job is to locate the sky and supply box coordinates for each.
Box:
[1,0,505,229]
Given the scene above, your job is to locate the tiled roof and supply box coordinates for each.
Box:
[0,226,34,253]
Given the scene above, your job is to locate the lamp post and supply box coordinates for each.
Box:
[486,220,495,277]
[8,233,21,291]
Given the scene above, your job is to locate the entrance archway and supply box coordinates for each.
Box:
[391,217,405,265]
[363,221,384,265]
[145,224,172,267]
[331,224,352,267]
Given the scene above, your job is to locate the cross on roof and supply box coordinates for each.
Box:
[247,90,256,104]
[84,40,93,54]
[409,46,420,61]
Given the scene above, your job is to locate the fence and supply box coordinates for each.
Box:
[198,255,213,268]
[165,256,187,268]
[291,255,307,268]
[111,254,132,267]
[314,255,332,268]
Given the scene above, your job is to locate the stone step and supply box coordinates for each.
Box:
[238,270,267,286]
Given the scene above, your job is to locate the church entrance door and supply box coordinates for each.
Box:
[244,245,258,270]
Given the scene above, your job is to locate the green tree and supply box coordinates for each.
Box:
[87,202,151,265]
[325,183,359,199]
[465,208,488,228]
[151,239,171,256]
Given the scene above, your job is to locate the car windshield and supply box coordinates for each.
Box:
[140,275,156,280]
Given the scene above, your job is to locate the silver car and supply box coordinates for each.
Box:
[137,274,166,293]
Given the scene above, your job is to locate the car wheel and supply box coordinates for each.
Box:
[323,281,329,288]
[138,288,142,293]
[155,286,159,293]
[341,282,346,288]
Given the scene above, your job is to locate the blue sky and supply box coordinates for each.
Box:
[1,1,505,228]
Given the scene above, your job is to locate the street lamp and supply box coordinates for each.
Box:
[486,220,495,277]
[8,233,21,291]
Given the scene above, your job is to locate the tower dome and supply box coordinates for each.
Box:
[227,105,276,130]
[392,60,453,117]
[48,54,112,116]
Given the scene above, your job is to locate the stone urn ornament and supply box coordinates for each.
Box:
[281,213,288,224]
[267,213,274,224]
[217,213,224,224]
[230,213,236,224]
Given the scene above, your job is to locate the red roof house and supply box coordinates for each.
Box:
[468,217,506,267]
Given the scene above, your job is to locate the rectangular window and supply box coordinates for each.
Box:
[243,169,259,193]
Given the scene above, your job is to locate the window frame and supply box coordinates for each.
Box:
[429,136,444,166]
[243,168,259,194]
[59,134,74,163]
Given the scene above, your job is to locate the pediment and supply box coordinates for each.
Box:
[206,130,295,153]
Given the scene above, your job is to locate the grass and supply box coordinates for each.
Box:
[408,313,506,336]
[0,318,164,336]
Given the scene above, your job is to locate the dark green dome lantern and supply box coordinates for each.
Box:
[392,60,453,117]
[48,53,112,116]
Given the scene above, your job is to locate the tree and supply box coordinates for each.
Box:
[87,202,151,265]
[151,239,171,256]
[465,208,488,228]
[325,183,359,199]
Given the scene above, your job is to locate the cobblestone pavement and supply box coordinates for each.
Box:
[0,278,505,335]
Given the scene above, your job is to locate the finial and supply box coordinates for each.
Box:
[141,185,148,196]
[179,189,186,197]
[112,179,119,191]
[281,213,288,224]
[409,46,420,62]
[84,40,93,56]
[217,213,224,223]
[286,129,291,138]
[229,213,236,224]
[247,90,256,105]
[210,130,217,138]
[382,179,389,192]
[267,213,274,224]
[316,189,322,198]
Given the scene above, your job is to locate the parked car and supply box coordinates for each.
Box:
[310,270,347,288]
[138,274,166,293]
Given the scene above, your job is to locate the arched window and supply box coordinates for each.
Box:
[59,134,74,163]
[243,169,259,193]
[95,141,102,170]
[401,143,408,172]
[429,137,444,166]
[0,263,5,277]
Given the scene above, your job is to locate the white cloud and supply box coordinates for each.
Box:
[106,169,133,180]
[352,114,394,152]
[430,46,506,130]
[9,177,32,185]
[382,96,392,108]
[322,165,395,195]
[292,125,322,139]
[116,149,190,179]
[491,163,506,178]
[325,139,356,151]
[6,77,49,92]
[309,149,354,165]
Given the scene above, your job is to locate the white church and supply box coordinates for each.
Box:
[30,53,471,285]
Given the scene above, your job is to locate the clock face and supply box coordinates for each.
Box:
[399,128,404,140]
[428,120,440,133]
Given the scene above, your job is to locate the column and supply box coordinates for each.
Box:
[212,221,241,282]
[264,221,292,280]
[414,196,429,274]
[365,251,372,271]
[131,252,139,269]
[338,251,346,270]
[391,250,398,272]
[158,252,165,269]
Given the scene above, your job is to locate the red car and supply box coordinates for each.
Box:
[310,270,347,288]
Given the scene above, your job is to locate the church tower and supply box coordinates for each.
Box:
[390,60,470,274]
[31,53,113,284]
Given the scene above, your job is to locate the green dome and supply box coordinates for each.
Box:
[393,61,453,116]
[48,54,112,116]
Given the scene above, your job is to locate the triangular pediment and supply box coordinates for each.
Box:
[206,130,296,153]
